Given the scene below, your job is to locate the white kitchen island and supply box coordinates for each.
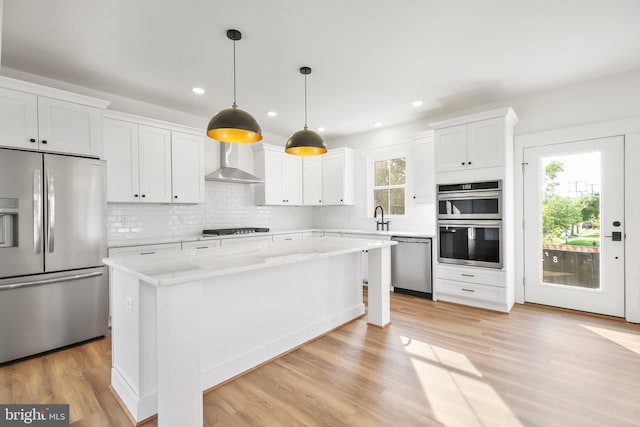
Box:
[103,237,396,427]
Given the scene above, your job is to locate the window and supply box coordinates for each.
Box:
[372,157,406,215]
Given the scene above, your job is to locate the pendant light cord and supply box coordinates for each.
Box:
[304,73,308,130]
[232,39,237,108]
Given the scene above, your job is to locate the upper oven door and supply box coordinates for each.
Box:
[438,220,503,269]
[437,191,501,219]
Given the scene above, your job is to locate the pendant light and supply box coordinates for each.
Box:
[207,29,262,143]
[285,66,327,156]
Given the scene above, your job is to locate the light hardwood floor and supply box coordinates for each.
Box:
[1,293,640,426]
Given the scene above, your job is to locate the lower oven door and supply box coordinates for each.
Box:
[438,220,503,269]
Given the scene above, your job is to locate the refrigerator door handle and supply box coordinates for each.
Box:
[47,171,55,253]
[33,169,42,254]
[0,271,103,291]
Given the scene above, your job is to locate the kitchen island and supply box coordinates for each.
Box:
[104,237,396,427]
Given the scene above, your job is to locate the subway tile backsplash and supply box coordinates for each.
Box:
[107,181,313,245]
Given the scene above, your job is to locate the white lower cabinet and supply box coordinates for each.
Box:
[220,236,273,248]
[435,264,508,312]
[181,240,220,250]
[108,242,182,257]
[272,233,304,241]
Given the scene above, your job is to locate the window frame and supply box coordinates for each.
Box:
[366,150,408,219]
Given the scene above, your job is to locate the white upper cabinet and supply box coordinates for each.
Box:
[37,96,101,157]
[409,132,436,203]
[0,87,38,150]
[103,118,140,202]
[466,117,505,169]
[138,125,172,203]
[322,147,354,206]
[433,116,504,173]
[103,113,204,204]
[171,131,204,203]
[0,78,108,157]
[254,144,302,205]
[303,156,323,205]
[282,152,303,205]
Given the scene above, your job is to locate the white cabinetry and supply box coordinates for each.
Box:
[181,240,220,250]
[103,112,204,204]
[433,116,504,173]
[409,131,436,203]
[108,242,182,257]
[435,264,507,310]
[430,107,518,313]
[303,156,323,206]
[272,233,304,241]
[138,125,172,203]
[171,131,205,203]
[322,148,355,205]
[0,78,108,157]
[220,235,273,248]
[254,144,302,205]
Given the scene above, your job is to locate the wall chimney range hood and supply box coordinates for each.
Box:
[205,142,263,184]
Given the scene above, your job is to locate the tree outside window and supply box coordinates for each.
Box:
[373,157,406,215]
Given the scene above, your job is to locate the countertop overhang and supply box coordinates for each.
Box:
[104,237,396,286]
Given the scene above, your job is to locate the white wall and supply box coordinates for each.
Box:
[315,69,640,234]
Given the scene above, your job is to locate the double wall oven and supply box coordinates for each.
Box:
[437,180,503,269]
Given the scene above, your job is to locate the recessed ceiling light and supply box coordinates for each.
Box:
[374,122,383,127]
[317,127,325,132]
[192,87,205,95]
[412,100,423,107]
[267,111,277,117]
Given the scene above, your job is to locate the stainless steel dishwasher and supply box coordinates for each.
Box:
[391,236,432,299]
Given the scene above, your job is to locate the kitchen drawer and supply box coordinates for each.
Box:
[181,240,220,250]
[435,264,504,287]
[273,233,304,241]
[342,233,392,241]
[108,242,181,257]
[437,278,505,303]
[220,235,272,248]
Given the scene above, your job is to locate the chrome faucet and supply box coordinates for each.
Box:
[374,205,390,231]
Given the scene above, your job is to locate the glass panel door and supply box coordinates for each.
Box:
[523,137,624,316]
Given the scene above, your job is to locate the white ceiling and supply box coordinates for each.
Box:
[3,0,640,139]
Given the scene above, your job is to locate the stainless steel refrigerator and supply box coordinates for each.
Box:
[0,148,108,363]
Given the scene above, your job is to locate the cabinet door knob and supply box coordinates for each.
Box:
[319,200,322,203]
[413,195,416,199]
[461,162,465,165]
[134,194,139,198]
[30,138,36,143]
[41,140,48,144]
[468,161,472,165]
[141,194,146,198]
[174,195,178,199]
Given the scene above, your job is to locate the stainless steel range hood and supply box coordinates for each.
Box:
[205,142,263,184]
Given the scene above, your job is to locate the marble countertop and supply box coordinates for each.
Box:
[108,228,433,248]
[104,237,397,286]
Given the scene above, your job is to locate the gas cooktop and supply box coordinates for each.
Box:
[203,227,270,236]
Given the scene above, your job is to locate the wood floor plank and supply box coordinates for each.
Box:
[1,292,639,426]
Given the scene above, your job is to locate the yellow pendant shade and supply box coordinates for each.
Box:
[207,29,262,144]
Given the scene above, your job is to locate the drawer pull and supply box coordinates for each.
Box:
[140,251,156,255]
[461,273,475,277]
[461,288,475,293]
[196,246,208,249]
